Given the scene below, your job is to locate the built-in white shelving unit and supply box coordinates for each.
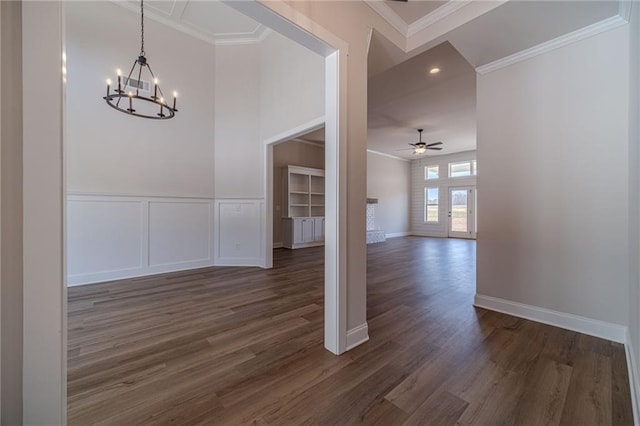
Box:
[282,165,325,249]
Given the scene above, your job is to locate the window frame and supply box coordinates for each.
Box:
[448,161,473,178]
[424,165,439,180]
[424,187,439,224]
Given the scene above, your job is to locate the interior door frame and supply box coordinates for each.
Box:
[448,185,476,239]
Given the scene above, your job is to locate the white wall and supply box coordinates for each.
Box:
[0,1,22,423]
[366,151,410,236]
[628,0,640,416]
[65,2,215,198]
[259,31,325,142]
[23,2,65,422]
[476,25,630,327]
[411,151,476,237]
[273,140,325,246]
[214,43,262,198]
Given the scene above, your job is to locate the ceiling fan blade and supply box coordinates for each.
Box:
[428,147,443,150]
[426,142,443,147]
[388,0,409,2]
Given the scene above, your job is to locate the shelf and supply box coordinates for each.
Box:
[291,191,308,194]
[310,192,325,195]
[291,204,308,207]
[311,204,324,207]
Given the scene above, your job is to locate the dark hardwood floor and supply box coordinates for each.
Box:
[67,236,633,425]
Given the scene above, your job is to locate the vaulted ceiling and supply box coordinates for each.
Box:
[366,0,627,159]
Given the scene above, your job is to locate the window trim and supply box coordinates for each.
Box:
[424,165,439,180]
[424,187,439,224]
[448,161,473,178]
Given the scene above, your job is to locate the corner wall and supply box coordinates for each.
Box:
[366,151,410,237]
[476,25,630,334]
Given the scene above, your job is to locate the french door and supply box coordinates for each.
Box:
[448,186,476,239]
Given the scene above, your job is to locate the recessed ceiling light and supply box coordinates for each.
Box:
[429,67,441,74]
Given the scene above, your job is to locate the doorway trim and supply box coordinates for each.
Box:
[21,1,350,421]
[448,185,476,239]
[263,116,325,269]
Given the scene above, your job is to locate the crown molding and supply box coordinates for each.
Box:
[111,0,268,47]
[407,0,472,37]
[363,1,409,37]
[367,149,410,162]
[619,0,632,22]
[476,14,628,75]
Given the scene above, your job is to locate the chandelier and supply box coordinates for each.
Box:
[103,0,178,119]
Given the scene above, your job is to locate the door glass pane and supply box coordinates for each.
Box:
[451,189,468,232]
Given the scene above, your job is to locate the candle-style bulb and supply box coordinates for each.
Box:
[106,79,111,97]
[153,78,159,99]
[172,91,177,110]
[117,69,122,77]
[117,69,122,92]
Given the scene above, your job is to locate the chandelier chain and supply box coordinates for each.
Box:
[140,0,145,56]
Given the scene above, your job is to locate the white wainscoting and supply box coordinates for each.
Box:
[214,199,265,267]
[67,194,266,286]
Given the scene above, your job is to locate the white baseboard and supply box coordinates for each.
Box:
[474,294,627,343]
[410,231,447,238]
[214,257,264,267]
[67,259,215,286]
[346,322,369,351]
[386,231,410,238]
[273,242,283,249]
[625,328,640,426]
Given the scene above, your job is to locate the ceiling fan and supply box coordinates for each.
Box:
[399,129,443,155]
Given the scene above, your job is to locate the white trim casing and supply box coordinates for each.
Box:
[625,329,640,426]
[346,323,370,351]
[476,15,629,75]
[367,149,410,162]
[407,0,472,37]
[386,231,411,238]
[474,294,627,343]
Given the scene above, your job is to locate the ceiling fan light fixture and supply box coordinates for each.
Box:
[429,67,441,74]
[414,146,427,154]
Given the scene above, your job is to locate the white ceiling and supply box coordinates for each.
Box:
[446,1,620,68]
[118,0,268,45]
[385,0,448,25]
[366,0,624,159]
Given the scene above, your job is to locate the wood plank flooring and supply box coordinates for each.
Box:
[67,236,633,425]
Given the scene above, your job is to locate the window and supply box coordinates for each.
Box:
[425,165,439,180]
[449,161,472,178]
[472,160,477,176]
[425,187,439,223]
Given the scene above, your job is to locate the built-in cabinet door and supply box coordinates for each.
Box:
[292,219,304,244]
[301,218,315,243]
[314,218,325,242]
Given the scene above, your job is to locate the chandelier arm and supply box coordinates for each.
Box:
[136,62,143,96]
[146,63,165,101]
[116,60,138,108]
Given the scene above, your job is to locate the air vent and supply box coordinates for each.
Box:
[124,77,150,93]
